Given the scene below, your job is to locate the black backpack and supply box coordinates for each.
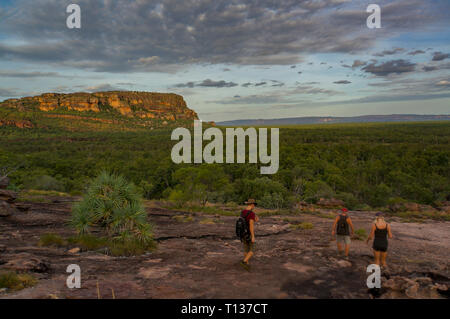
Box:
[336,214,349,235]
[236,211,250,241]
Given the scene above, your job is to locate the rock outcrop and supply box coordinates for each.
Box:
[0,189,19,217]
[0,91,198,122]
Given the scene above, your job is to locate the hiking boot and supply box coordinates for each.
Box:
[240,261,250,272]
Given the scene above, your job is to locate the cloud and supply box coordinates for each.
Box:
[0,88,21,97]
[0,0,445,72]
[432,52,450,61]
[333,80,351,84]
[0,70,64,78]
[84,84,122,92]
[351,60,366,68]
[271,80,285,87]
[423,65,439,72]
[362,59,416,76]
[408,50,425,56]
[422,62,450,72]
[214,94,286,105]
[436,80,450,87]
[137,56,160,65]
[174,79,238,88]
[373,48,405,57]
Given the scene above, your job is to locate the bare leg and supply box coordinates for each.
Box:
[381,252,387,267]
[337,242,343,255]
[243,251,254,264]
[373,250,380,265]
[344,244,350,257]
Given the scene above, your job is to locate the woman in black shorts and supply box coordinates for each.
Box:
[366,212,393,267]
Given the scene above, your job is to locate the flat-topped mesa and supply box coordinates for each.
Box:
[1,91,199,121]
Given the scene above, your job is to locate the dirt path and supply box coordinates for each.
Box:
[1,198,449,299]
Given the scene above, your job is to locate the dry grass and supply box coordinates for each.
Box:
[0,272,37,291]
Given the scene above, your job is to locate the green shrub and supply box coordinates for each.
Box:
[303,180,334,203]
[67,235,156,256]
[67,235,109,251]
[38,233,66,247]
[354,228,368,240]
[0,272,37,291]
[259,192,285,209]
[109,238,156,257]
[336,192,359,210]
[25,175,65,192]
[290,222,314,230]
[71,172,154,248]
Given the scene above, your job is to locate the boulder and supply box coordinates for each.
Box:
[0,200,18,217]
[68,247,81,254]
[336,260,352,268]
[383,276,445,299]
[2,253,50,273]
[0,189,17,202]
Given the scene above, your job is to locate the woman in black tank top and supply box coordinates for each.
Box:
[367,212,393,267]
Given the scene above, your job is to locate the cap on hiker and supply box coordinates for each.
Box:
[375,212,383,217]
[341,208,348,213]
[245,199,257,206]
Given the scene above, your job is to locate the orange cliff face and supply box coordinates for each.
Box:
[0,91,199,121]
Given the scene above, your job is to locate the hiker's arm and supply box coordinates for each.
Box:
[347,217,354,235]
[249,219,255,242]
[387,224,393,239]
[331,217,338,235]
[366,224,375,243]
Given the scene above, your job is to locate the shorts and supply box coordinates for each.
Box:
[373,239,388,252]
[336,235,351,245]
[243,240,254,253]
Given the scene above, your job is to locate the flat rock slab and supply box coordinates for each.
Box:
[0,197,449,299]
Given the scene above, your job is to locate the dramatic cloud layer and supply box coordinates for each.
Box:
[0,0,446,73]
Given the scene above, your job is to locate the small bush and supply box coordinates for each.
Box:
[290,222,314,230]
[38,233,66,247]
[354,228,368,240]
[26,175,65,192]
[199,218,216,225]
[71,172,153,247]
[109,238,157,257]
[67,235,156,256]
[0,272,37,291]
[172,215,194,223]
[67,235,108,251]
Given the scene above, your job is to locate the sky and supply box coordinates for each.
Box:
[0,0,449,122]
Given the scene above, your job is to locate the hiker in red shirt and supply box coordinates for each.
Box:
[239,199,259,270]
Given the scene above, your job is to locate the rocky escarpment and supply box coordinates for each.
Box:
[0,91,198,122]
